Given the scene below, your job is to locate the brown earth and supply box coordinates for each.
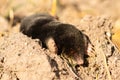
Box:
[0,0,120,80]
[0,15,120,80]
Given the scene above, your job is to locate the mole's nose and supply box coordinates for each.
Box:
[77,59,84,65]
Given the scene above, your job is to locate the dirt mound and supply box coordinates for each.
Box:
[0,33,80,80]
[0,16,120,80]
[77,16,120,80]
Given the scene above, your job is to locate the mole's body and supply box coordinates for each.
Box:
[20,13,92,65]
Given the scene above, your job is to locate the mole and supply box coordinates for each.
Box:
[20,13,93,65]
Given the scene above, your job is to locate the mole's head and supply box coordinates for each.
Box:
[62,31,88,66]
[74,31,93,66]
[71,32,92,66]
[55,24,90,66]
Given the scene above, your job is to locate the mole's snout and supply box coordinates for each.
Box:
[76,58,84,65]
[76,55,84,65]
[68,50,84,65]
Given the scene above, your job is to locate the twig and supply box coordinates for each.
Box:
[100,46,112,80]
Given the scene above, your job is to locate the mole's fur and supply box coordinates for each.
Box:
[20,13,91,65]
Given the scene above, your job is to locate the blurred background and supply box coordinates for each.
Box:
[0,0,120,50]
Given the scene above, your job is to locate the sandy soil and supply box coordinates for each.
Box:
[0,0,120,80]
[0,16,120,80]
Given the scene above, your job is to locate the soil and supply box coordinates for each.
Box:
[0,0,120,80]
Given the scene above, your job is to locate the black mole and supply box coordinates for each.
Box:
[20,13,92,65]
